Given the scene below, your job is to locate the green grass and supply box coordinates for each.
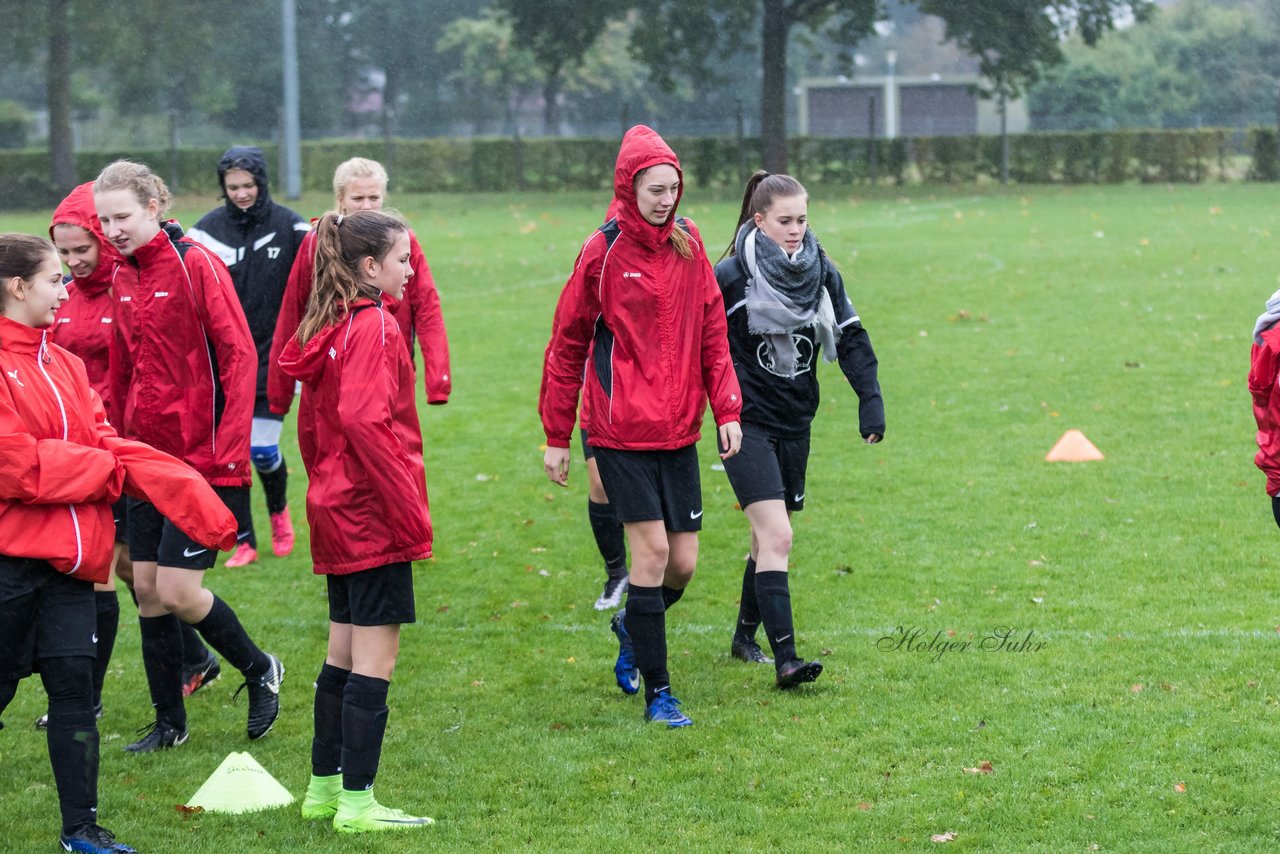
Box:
[3,182,1280,852]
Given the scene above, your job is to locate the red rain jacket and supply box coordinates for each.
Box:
[540,125,741,451]
[118,223,255,487]
[48,183,138,428]
[278,298,432,574]
[0,317,236,582]
[1251,322,1280,495]
[267,228,450,414]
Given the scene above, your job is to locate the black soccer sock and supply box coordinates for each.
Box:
[341,673,390,791]
[661,585,685,611]
[734,556,760,643]
[222,485,256,550]
[588,499,627,579]
[258,460,289,517]
[91,591,120,709]
[40,656,98,835]
[312,663,351,778]
[138,614,186,727]
[179,620,213,670]
[623,584,669,704]
[754,570,798,666]
[191,596,269,678]
[0,678,16,724]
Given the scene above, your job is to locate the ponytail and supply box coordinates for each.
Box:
[297,210,406,345]
[721,170,808,260]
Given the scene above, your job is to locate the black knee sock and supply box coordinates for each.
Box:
[180,621,213,670]
[734,556,760,643]
[624,584,669,703]
[312,663,350,778]
[588,500,627,579]
[223,485,256,550]
[258,461,289,517]
[341,674,390,792]
[91,592,119,709]
[0,678,17,726]
[754,570,797,665]
[192,596,268,678]
[41,656,98,834]
[661,585,685,610]
[138,614,186,727]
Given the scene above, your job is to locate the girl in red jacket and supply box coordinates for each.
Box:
[93,161,283,753]
[540,125,744,728]
[279,210,434,833]
[0,233,236,854]
[267,156,451,416]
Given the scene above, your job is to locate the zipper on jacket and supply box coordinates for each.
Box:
[35,333,83,573]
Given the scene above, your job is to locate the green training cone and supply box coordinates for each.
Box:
[186,752,294,814]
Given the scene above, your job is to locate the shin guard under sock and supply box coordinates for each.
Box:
[92,591,120,708]
[40,656,98,834]
[588,499,627,579]
[312,663,351,778]
[734,556,761,643]
[192,596,268,677]
[341,674,390,791]
[754,570,797,665]
[623,584,669,703]
[138,614,186,727]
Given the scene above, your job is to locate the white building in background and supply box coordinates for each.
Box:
[798,75,1029,139]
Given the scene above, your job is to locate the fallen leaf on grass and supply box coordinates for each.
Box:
[962,761,994,775]
[931,831,957,843]
[856,801,873,810]
[436,605,449,613]
[175,804,204,817]
[549,722,567,731]
[1174,782,1186,793]
[1130,683,1144,693]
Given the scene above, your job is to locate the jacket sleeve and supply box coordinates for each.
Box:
[338,314,430,528]
[268,231,315,415]
[1250,339,1280,495]
[0,382,124,505]
[689,222,741,427]
[189,246,256,468]
[539,237,602,448]
[406,233,451,404]
[827,261,885,438]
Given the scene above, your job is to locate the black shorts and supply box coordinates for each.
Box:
[591,443,703,532]
[720,422,811,512]
[327,562,416,626]
[0,557,97,681]
[112,496,129,545]
[580,427,595,461]
[128,485,244,570]
[253,397,284,421]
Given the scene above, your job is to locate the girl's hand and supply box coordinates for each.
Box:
[865,433,882,444]
[719,421,743,459]
[544,446,571,487]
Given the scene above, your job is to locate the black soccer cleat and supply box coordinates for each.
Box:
[776,658,823,689]
[123,719,189,753]
[731,638,773,665]
[234,653,284,740]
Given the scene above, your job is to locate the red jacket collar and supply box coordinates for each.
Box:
[613,125,684,250]
[0,315,51,354]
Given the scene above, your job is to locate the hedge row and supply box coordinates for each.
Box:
[1,127,1276,209]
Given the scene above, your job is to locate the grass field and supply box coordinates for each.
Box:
[2,180,1279,852]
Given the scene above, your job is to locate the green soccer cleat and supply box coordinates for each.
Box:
[300,774,342,820]
[333,788,435,833]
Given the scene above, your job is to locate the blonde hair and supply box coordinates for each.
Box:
[332,157,388,206]
[297,210,406,345]
[93,160,172,220]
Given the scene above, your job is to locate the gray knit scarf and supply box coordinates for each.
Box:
[735,221,837,378]
[1255,287,1280,344]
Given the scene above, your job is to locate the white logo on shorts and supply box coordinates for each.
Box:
[794,493,805,503]
[689,509,703,520]
[183,546,209,558]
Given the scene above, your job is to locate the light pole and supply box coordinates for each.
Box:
[281,0,302,200]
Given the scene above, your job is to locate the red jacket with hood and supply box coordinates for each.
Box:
[48,182,138,428]
[540,125,741,451]
[267,228,450,414]
[278,298,432,574]
[0,317,236,582]
[1251,321,1280,495]
[119,222,255,487]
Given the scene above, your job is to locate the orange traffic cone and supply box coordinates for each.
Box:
[1045,429,1104,462]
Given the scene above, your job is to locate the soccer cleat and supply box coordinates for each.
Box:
[333,788,435,833]
[609,610,640,695]
[181,651,221,698]
[776,658,824,689]
[301,774,342,820]
[59,823,137,853]
[594,575,628,611]
[730,638,773,665]
[644,690,693,728]
[269,509,295,557]
[233,653,283,740]
[123,719,188,753]
[224,542,258,568]
[37,701,103,729]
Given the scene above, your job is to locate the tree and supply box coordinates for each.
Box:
[437,9,539,135]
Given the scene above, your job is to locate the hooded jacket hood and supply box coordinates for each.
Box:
[49,182,123,295]
[218,145,272,225]
[277,297,380,386]
[613,125,683,250]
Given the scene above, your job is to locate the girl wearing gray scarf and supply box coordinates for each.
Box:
[713,171,885,690]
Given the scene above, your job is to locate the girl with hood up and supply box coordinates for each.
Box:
[540,125,743,728]
[278,210,434,833]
